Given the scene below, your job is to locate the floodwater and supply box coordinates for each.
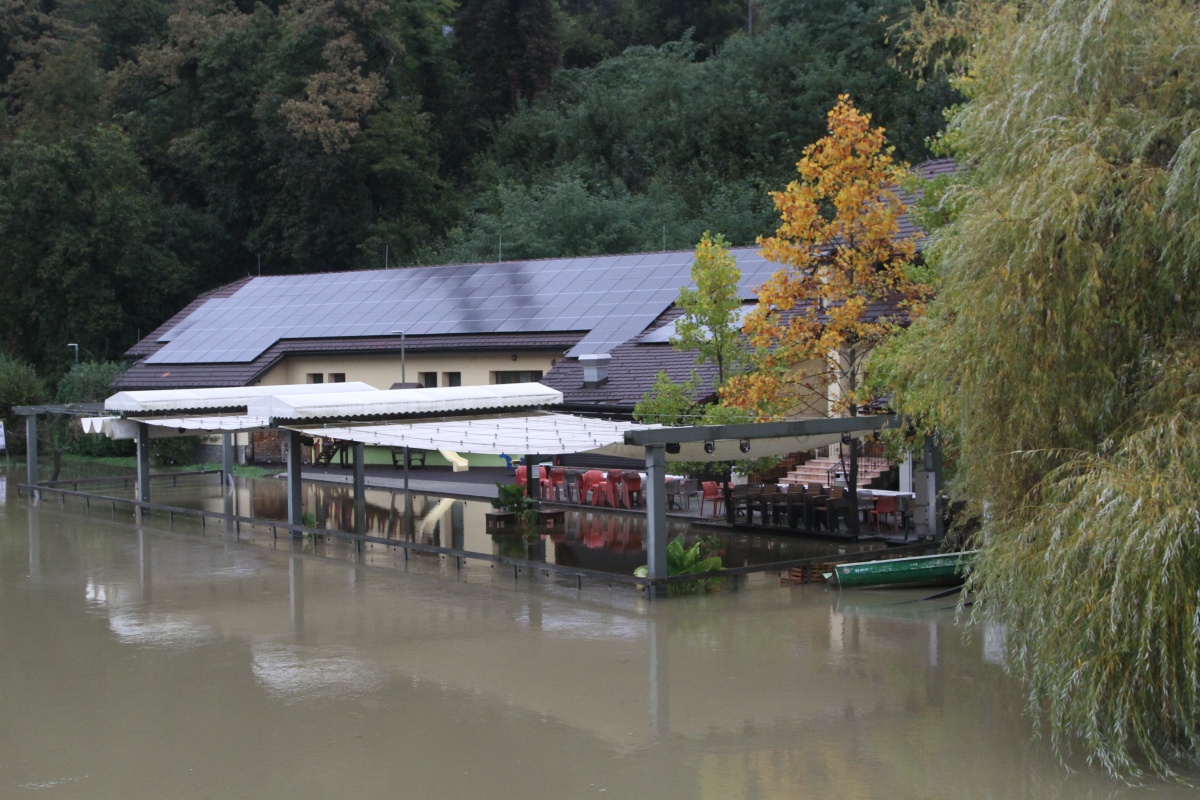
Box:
[1,475,1196,799]
[148,475,886,575]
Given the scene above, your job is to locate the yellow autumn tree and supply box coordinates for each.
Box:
[723,95,930,528]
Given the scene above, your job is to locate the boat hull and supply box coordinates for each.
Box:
[828,550,977,588]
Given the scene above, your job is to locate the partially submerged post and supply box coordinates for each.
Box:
[24,414,39,499]
[643,444,669,598]
[286,429,303,537]
[136,422,151,504]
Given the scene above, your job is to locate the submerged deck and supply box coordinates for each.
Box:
[300,463,921,545]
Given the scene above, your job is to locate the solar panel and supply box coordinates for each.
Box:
[144,248,778,364]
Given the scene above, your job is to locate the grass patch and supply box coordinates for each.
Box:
[56,454,276,479]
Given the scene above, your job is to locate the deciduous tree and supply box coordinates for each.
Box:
[724,95,928,531]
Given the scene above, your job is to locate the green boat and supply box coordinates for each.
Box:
[825,550,978,588]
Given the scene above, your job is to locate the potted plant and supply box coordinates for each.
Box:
[634,535,725,595]
[486,482,540,529]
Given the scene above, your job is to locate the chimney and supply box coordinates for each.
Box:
[579,353,611,387]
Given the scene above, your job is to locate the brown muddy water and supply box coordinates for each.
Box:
[1,472,1195,799]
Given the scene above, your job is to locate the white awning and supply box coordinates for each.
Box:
[289,412,849,462]
[251,383,562,421]
[92,415,273,440]
[80,416,118,434]
[290,412,650,456]
[105,382,378,414]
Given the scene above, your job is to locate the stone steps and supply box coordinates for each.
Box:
[781,456,890,488]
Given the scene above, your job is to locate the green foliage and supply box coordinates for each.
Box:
[0,126,196,369]
[454,0,561,121]
[491,481,540,527]
[149,436,199,468]
[634,534,724,595]
[56,362,135,458]
[0,353,48,456]
[452,11,955,257]
[634,370,703,426]
[879,0,1200,778]
[0,0,956,375]
[673,232,745,386]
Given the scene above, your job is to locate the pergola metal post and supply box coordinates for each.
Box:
[24,414,39,496]
[286,428,304,537]
[644,444,668,599]
[135,422,151,504]
[353,442,366,535]
[222,432,235,488]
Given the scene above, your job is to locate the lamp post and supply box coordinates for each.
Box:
[67,343,79,365]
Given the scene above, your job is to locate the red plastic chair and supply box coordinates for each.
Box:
[868,496,899,532]
[701,481,724,517]
[623,473,643,509]
[541,467,565,501]
[581,470,614,507]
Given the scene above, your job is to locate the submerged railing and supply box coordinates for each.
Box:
[16,474,931,598]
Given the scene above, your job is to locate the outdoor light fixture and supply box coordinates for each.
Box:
[840,432,853,445]
[666,442,680,454]
[739,438,751,454]
[703,440,716,454]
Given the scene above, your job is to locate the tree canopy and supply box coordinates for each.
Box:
[0,0,956,381]
[877,0,1200,777]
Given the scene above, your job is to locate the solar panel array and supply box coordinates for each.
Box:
[148,249,783,364]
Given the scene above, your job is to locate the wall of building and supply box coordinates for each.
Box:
[257,351,563,390]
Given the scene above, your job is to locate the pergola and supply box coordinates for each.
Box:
[18,383,903,596]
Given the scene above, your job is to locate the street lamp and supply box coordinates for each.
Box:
[67,343,79,365]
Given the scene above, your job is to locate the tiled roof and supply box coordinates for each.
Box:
[542,307,720,410]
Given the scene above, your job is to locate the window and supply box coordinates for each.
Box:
[306,373,324,384]
[493,370,543,384]
[443,371,462,387]
[418,372,438,388]
[328,373,346,383]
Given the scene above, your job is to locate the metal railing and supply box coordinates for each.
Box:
[16,476,932,598]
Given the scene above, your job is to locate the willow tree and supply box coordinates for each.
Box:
[723,95,928,530]
[877,0,1200,777]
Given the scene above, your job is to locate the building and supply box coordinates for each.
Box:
[116,159,955,464]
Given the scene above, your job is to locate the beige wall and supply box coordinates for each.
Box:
[787,357,831,418]
[256,350,564,389]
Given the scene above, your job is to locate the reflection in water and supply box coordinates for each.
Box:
[150,477,883,578]
[2,495,1198,799]
[251,644,381,698]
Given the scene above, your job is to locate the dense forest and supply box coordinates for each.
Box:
[0,0,954,378]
